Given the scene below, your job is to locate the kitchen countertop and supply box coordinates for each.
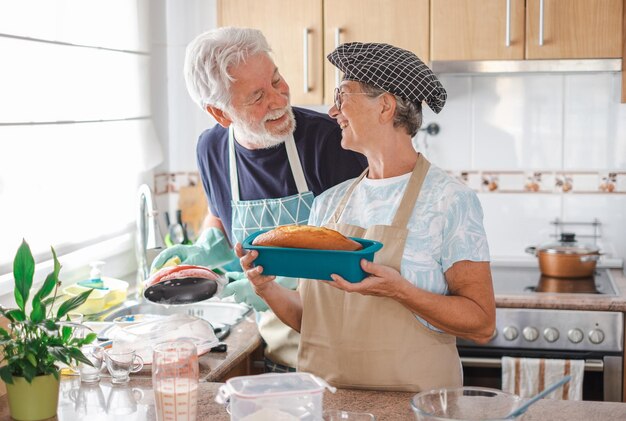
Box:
[496,268,626,312]
[4,267,626,419]
[2,377,626,420]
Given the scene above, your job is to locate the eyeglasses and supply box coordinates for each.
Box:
[333,87,370,111]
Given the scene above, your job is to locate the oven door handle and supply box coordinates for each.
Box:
[460,357,604,372]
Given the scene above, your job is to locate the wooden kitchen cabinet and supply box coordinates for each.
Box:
[217,0,324,105]
[322,0,429,104]
[217,0,429,105]
[525,0,623,59]
[431,0,525,61]
[431,0,623,61]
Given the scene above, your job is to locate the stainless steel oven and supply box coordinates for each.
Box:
[458,267,624,402]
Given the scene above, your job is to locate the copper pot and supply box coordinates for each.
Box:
[536,275,597,293]
[525,233,601,278]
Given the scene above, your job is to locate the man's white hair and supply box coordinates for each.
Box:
[184,27,272,110]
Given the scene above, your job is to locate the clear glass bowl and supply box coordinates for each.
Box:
[411,387,524,421]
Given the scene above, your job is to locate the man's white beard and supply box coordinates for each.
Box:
[232,106,296,149]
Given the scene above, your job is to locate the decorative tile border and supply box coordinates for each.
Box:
[155,170,626,195]
[450,171,626,194]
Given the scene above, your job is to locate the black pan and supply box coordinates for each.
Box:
[144,277,219,304]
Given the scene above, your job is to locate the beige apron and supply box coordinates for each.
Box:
[298,154,462,392]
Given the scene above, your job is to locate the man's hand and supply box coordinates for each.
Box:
[150,227,236,272]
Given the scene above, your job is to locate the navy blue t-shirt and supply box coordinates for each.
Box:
[196,107,368,244]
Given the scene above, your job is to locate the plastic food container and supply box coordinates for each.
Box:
[216,372,336,421]
[62,277,129,315]
[411,387,523,421]
[242,230,383,283]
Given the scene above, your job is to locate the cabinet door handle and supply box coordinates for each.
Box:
[505,0,511,47]
[539,0,545,46]
[303,27,310,93]
[334,27,341,87]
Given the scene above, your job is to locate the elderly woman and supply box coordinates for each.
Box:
[237,43,495,392]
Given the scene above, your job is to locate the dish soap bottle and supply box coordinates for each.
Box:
[78,261,108,289]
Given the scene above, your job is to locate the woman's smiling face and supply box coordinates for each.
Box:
[328,81,381,153]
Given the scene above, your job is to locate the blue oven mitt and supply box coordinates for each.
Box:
[220,273,298,312]
[150,227,236,272]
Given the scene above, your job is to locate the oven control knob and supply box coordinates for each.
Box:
[503,326,518,341]
[543,327,559,343]
[588,329,605,345]
[522,326,539,342]
[568,328,584,344]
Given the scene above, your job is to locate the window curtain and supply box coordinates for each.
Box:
[0,0,162,268]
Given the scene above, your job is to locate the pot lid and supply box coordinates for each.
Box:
[538,233,600,255]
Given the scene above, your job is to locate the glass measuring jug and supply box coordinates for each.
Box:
[153,341,199,421]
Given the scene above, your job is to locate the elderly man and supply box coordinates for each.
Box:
[151,27,367,372]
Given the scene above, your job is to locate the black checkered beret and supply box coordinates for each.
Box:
[328,42,446,114]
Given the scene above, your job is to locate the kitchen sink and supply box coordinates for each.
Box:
[98,298,252,326]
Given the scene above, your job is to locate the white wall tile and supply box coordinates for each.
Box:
[478,193,562,258]
[473,75,564,170]
[609,73,626,169]
[563,74,614,170]
[420,75,472,170]
[561,194,626,261]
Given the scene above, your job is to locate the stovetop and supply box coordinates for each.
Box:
[457,266,623,353]
[491,267,618,296]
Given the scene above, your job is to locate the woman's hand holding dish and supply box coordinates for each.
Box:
[326,259,410,299]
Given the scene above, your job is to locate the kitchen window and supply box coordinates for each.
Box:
[0,0,161,286]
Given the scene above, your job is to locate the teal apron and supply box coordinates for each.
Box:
[228,126,311,368]
[229,127,314,245]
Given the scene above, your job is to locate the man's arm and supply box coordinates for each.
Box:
[200,206,230,245]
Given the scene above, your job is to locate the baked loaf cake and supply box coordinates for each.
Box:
[252,225,363,251]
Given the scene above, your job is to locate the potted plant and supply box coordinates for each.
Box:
[0,240,96,421]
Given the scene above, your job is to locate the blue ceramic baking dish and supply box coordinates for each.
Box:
[242,229,383,283]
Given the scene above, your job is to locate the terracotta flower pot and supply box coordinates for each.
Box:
[6,373,60,421]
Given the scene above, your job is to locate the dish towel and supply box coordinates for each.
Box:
[501,357,585,400]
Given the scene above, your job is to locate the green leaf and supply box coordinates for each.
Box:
[68,348,93,367]
[48,347,69,365]
[0,326,9,338]
[26,353,37,368]
[30,247,60,322]
[79,332,98,346]
[61,325,72,342]
[30,303,46,324]
[21,362,36,383]
[6,309,25,322]
[41,296,56,307]
[32,247,60,305]
[56,289,92,319]
[13,240,35,313]
[44,319,58,331]
[0,365,13,385]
